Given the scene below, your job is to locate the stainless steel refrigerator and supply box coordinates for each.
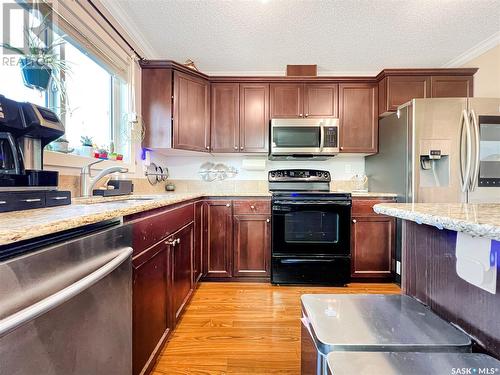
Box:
[366,97,500,279]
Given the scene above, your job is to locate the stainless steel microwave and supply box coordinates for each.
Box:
[269,118,339,160]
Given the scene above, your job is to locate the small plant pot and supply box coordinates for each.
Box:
[19,58,52,91]
[80,145,94,158]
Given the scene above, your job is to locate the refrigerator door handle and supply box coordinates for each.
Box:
[459,109,472,192]
[469,109,480,192]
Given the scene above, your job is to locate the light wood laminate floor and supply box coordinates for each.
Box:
[152,282,400,375]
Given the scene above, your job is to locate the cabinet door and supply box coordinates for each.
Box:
[304,84,338,118]
[141,68,172,149]
[173,71,210,152]
[170,222,194,324]
[203,200,233,278]
[270,83,304,118]
[133,243,170,375]
[211,83,239,152]
[240,83,269,153]
[351,216,395,279]
[431,75,473,98]
[233,214,271,277]
[382,76,431,114]
[193,201,203,283]
[339,83,378,153]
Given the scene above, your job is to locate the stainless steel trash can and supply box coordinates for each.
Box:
[325,352,500,375]
[300,294,472,375]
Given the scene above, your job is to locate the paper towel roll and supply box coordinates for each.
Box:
[242,158,266,171]
[455,232,497,294]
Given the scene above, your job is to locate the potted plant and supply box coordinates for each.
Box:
[1,13,70,92]
[79,136,94,158]
[50,136,73,153]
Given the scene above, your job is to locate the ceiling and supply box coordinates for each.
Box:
[101,0,500,75]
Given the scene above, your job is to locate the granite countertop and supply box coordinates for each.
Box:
[0,190,397,246]
[373,203,500,241]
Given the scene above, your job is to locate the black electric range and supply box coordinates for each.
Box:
[269,169,351,285]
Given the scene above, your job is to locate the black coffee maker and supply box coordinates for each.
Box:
[0,95,71,212]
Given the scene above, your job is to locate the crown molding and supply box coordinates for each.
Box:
[203,70,380,77]
[98,0,157,59]
[443,31,500,68]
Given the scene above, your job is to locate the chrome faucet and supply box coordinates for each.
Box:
[80,159,128,197]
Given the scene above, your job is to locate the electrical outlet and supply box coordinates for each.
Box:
[396,261,401,275]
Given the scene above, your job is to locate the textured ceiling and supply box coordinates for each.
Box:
[101,0,500,75]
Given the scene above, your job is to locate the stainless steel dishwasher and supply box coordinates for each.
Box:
[0,219,133,375]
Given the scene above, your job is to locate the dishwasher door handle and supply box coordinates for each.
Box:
[0,246,133,338]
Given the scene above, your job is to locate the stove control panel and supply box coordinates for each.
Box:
[268,169,330,182]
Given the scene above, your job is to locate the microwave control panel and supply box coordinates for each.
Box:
[324,127,338,147]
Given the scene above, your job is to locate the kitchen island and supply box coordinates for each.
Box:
[374,202,500,359]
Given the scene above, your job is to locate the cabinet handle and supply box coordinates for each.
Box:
[305,113,309,117]
[0,201,6,205]
[352,219,357,224]
[21,198,41,203]
[299,113,303,117]
[165,238,176,246]
[240,146,244,150]
[205,146,210,150]
[340,146,344,150]
[250,205,255,209]
[226,203,231,207]
[234,146,238,150]
[266,218,270,223]
[176,238,181,245]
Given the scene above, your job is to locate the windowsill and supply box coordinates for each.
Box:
[44,150,136,173]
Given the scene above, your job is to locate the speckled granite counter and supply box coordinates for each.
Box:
[373,203,500,241]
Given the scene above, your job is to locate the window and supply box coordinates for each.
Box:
[0,0,130,159]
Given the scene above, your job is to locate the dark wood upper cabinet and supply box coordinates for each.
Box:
[173,71,210,152]
[233,214,271,277]
[379,76,431,115]
[211,83,239,152]
[431,75,473,98]
[303,83,338,118]
[141,68,172,149]
[132,243,170,375]
[339,83,378,153]
[169,222,194,325]
[239,83,270,153]
[270,83,304,118]
[351,198,396,280]
[203,200,233,278]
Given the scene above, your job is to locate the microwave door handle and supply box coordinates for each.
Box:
[319,122,325,152]
[469,109,480,192]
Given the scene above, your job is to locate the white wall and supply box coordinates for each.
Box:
[461,44,500,97]
[151,153,365,181]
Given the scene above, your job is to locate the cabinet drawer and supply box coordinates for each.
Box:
[46,191,71,207]
[0,191,45,212]
[352,198,395,216]
[129,203,194,255]
[233,199,270,215]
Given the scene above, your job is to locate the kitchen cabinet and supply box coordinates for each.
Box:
[211,83,239,152]
[351,198,395,280]
[303,84,338,118]
[193,200,204,283]
[168,222,194,324]
[270,83,304,118]
[203,200,233,278]
[233,214,271,277]
[339,83,378,153]
[239,83,269,152]
[430,75,473,98]
[132,242,170,375]
[378,76,431,116]
[270,83,338,119]
[173,71,211,152]
[232,199,271,278]
[377,71,476,117]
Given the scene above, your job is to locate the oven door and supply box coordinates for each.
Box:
[272,201,351,256]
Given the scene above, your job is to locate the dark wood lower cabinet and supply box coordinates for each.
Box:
[203,200,233,278]
[351,198,396,280]
[233,214,271,277]
[132,242,170,375]
[169,222,194,325]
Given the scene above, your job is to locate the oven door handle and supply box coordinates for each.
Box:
[273,201,351,206]
[280,259,337,264]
